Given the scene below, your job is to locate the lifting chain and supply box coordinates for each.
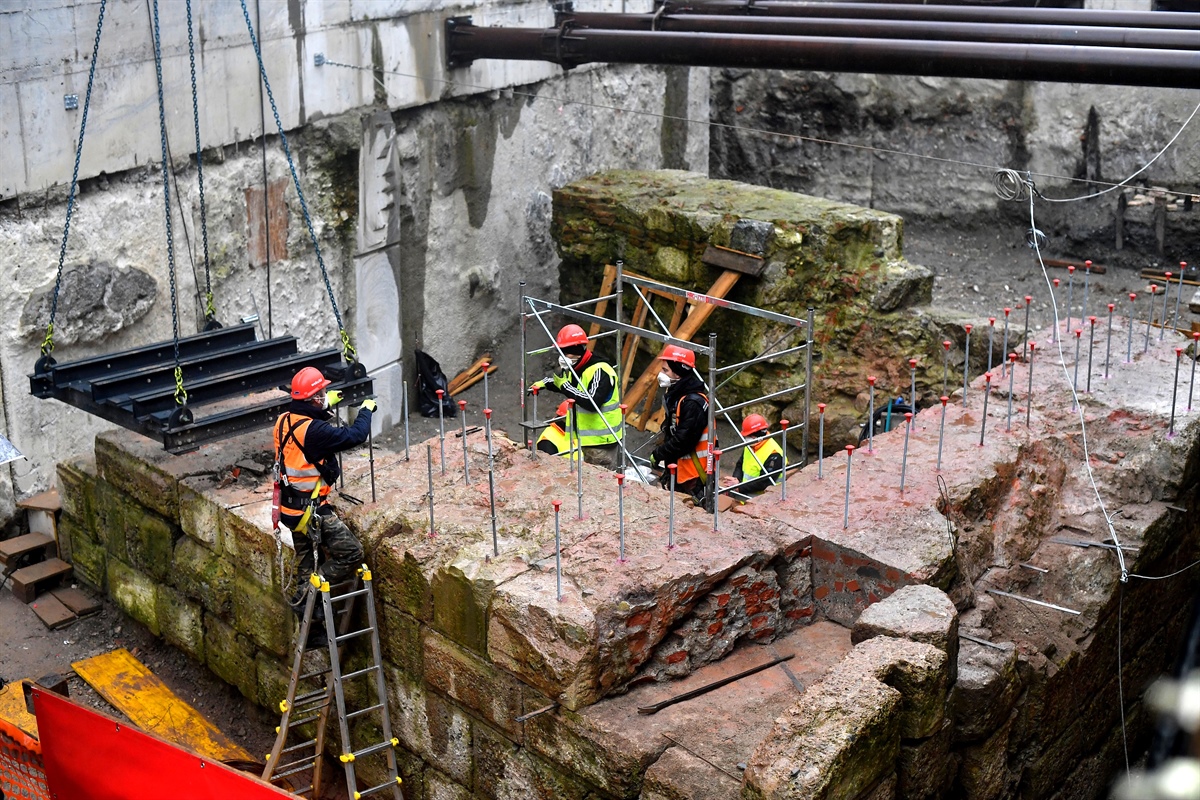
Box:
[238,0,357,365]
[186,0,215,326]
[42,0,108,358]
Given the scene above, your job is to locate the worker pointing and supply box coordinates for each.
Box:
[273,366,376,646]
[529,324,623,468]
[649,345,711,504]
[724,414,785,496]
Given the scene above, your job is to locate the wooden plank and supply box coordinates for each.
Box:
[73,649,255,763]
[620,298,651,394]
[447,354,492,395]
[31,593,76,630]
[1141,269,1200,288]
[51,587,102,617]
[1042,258,1107,275]
[701,244,766,278]
[0,533,56,568]
[16,489,61,512]
[10,558,71,603]
[587,264,618,339]
[450,364,497,397]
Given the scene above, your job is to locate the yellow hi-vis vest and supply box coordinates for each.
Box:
[571,361,622,446]
[741,438,785,487]
[536,423,573,457]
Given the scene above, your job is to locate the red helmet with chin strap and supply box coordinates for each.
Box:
[291,366,331,400]
[556,324,588,349]
[657,344,696,369]
[741,413,769,437]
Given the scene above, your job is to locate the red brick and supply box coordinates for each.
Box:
[812,544,837,563]
[799,547,812,558]
[629,635,647,655]
[666,650,688,665]
[814,586,830,600]
[750,615,769,630]
[834,581,844,592]
[716,593,731,608]
[879,584,895,594]
[729,575,749,588]
[868,592,880,603]
[846,580,860,592]
[707,622,723,635]
[885,568,901,582]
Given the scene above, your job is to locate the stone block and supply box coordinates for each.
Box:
[425,767,470,800]
[204,612,258,700]
[255,652,292,717]
[957,717,1014,800]
[172,535,234,618]
[68,526,107,590]
[525,703,657,799]
[852,584,958,678]
[811,540,915,626]
[56,454,98,535]
[156,584,205,661]
[92,479,130,562]
[220,500,277,587]
[487,570,599,711]
[870,262,933,312]
[393,747,426,800]
[95,430,180,519]
[233,571,291,658]
[379,602,424,678]
[432,543,529,656]
[386,667,473,788]
[950,641,1020,744]
[125,507,179,584]
[896,720,956,800]
[374,541,434,621]
[107,558,160,636]
[640,743,740,800]
[179,476,222,548]
[424,629,524,739]
[844,637,949,740]
[472,721,597,800]
[858,773,898,800]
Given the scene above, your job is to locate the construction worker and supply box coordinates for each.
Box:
[530,324,623,468]
[274,366,376,646]
[536,400,576,457]
[649,345,711,504]
[724,414,786,496]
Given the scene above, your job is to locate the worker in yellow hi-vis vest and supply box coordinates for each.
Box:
[723,414,785,497]
[536,401,577,457]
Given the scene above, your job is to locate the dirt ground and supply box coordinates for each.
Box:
[1,208,1192,793]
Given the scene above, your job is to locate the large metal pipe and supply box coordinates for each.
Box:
[564,12,1200,50]
[661,1,1200,30]
[446,22,1200,89]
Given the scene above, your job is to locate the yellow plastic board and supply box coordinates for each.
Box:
[0,680,39,742]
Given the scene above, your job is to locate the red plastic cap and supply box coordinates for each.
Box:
[668,463,677,474]
[1025,295,1033,303]
[1009,353,1018,362]
[1167,272,1174,278]
[458,400,467,409]
[619,403,628,412]
[1004,307,1011,315]
[531,385,540,395]
[1085,260,1092,268]
[1089,316,1097,324]
[985,372,992,382]
[965,324,973,333]
[556,324,588,349]
[482,361,490,369]
[552,500,562,510]
[940,396,949,405]
[1130,293,1138,300]
[484,408,492,419]
[617,474,625,485]
[1074,329,1082,338]
[713,449,722,459]
[566,399,576,407]
[1068,265,1075,273]
[1182,261,1189,269]
[943,340,951,350]
[1108,304,1115,311]
[818,403,827,412]
[1194,332,1200,341]
[868,375,877,385]
[1029,342,1037,352]
[780,418,790,429]
[909,358,918,368]
[1177,348,1184,357]
[989,318,995,325]
[436,389,444,398]
[905,412,913,421]
[845,445,856,454]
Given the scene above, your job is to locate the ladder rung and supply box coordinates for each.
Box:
[288,713,322,728]
[332,587,369,601]
[271,760,317,780]
[281,738,318,756]
[300,665,332,680]
[350,739,397,760]
[290,785,314,797]
[346,703,385,721]
[335,627,374,644]
[294,700,332,714]
[354,778,401,798]
[294,687,328,705]
[342,664,381,681]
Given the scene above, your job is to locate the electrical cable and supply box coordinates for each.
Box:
[1129,558,1200,581]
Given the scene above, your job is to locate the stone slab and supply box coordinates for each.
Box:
[30,592,76,630]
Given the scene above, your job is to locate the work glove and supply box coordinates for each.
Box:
[648,451,661,470]
[552,372,568,390]
[325,389,343,408]
[360,398,377,412]
[528,379,547,394]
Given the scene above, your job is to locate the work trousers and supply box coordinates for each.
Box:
[287,509,363,611]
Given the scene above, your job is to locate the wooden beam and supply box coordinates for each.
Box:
[701,244,766,278]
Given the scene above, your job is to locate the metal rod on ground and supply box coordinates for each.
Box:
[617,473,626,562]
[1105,303,1114,378]
[843,445,855,529]
[817,404,826,479]
[1023,296,1032,356]
[986,588,1080,616]
[1006,354,1017,430]
[553,500,562,601]
[779,419,789,502]
[963,324,972,407]
[1072,329,1082,395]
[1127,293,1137,363]
[1027,342,1036,427]
[1065,266,1074,334]
[900,412,912,494]
[668,464,677,550]
[458,400,470,484]
[520,280,528,449]
[403,379,410,461]
[942,340,951,395]
[368,428,376,503]
[1171,347,1183,437]
[937,396,948,471]
[1145,285,1157,353]
[484,408,499,556]
[980,373,992,446]
[1175,261,1187,332]
[1051,280,1060,344]
[909,358,918,410]
[1191,332,1199,411]
[619,404,628,470]
[1001,308,1011,377]
[436,389,447,473]
[986,318,995,374]
[1086,317,1096,392]
[804,307,814,465]
[636,654,795,716]
[531,386,540,459]
[712,449,721,532]
[867,376,877,452]
[1161,272,1172,341]
[514,702,559,724]
[426,444,436,538]
[576,405,585,521]
[482,360,490,409]
[1083,260,1092,323]
[566,399,576,474]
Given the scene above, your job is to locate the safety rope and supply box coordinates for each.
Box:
[150,0,186,406]
[41,0,108,358]
[186,0,215,323]
[237,0,357,363]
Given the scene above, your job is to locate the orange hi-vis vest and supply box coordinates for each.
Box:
[274,413,332,520]
[673,393,711,484]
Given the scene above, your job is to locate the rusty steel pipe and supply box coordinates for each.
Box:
[660,1,1200,30]
[562,12,1200,50]
[446,23,1200,89]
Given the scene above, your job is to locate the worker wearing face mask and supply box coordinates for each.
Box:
[529,324,623,468]
[648,345,711,503]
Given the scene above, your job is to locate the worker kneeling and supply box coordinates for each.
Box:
[536,400,579,457]
[530,324,623,468]
[649,345,711,504]
[722,414,785,498]
[274,367,376,646]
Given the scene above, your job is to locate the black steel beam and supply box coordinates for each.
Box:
[564,12,1200,50]
[446,23,1200,89]
[660,1,1200,30]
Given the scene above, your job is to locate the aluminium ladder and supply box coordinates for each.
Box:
[263,566,404,799]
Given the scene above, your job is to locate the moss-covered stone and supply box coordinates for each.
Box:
[386,667,474,788]
[156,584,204,661]
[374,543,433,621]
[68,524,107,590]
[92,479,130,562]
[431,543,529,656]
[179,476,221,548]
[172,535,234,618]
[56,454,98,536]
[255,651,292,711]
[126,507,179,584]
[473,721,597,800]
[204,612,258,700]
[379,602,424,678]
[95,431,179,519]
[220,504,276,587]
[107,558,160,636]
[233,571,291,658]
[424,629,524,739]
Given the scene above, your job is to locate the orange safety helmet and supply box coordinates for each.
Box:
[657,344,696,369]
[741,413,769,437]
[291,366,331,400]
[556,324,589,349]
[556,400,571,418]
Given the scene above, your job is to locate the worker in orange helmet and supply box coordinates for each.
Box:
[649,344,711,503]
[536,400,578,457]
[723,413,786,496]
[529,324,623,468]
[273,366,376,647]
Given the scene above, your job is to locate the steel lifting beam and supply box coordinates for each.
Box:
[445,23,1200,89]
[563,12,1200,51]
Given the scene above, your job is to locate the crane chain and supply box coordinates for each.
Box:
[186,0,215,325]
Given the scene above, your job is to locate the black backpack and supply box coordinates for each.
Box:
[858,397,915,444]
[415,349,457,418]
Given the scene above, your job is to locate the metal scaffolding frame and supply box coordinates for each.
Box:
[519,268,814,509]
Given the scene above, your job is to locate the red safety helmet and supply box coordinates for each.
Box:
[556,400,571,417]
[291,366,331,400]
[657,344,696,369]
[556,324,588,349]
[741,413,769,437]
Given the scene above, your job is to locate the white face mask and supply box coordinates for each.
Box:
[558,355,575,371]
[657,371,673,388]
[317,393,330,410]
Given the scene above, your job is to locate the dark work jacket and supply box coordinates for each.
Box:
[279,400,373,487]
[545,351,615,415]
[652,372,709,471]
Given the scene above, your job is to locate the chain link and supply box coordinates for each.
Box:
[43,0,108,356]
[238,0,356,362]
[186,0,214,322]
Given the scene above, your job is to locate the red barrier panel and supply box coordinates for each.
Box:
[32,687,292,800]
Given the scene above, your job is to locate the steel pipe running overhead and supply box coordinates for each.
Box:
[562,12,1200,51]
[444,19,1200,89]
[658,1,1200,30]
